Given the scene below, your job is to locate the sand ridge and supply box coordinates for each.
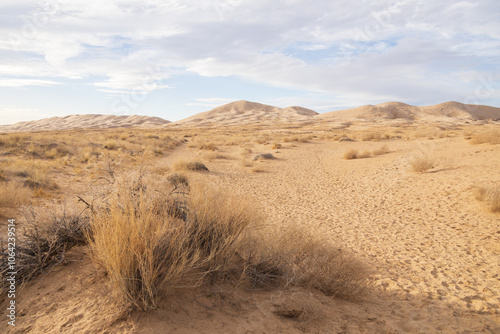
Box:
[0,114,170,133]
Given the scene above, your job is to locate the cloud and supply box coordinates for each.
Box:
[0,0,498,107]
[0,78,60,87]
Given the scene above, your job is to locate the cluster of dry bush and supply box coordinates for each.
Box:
[474,185,500,213]
[342,145,390,160]
[1,170,369,314]
[86,173,368,311]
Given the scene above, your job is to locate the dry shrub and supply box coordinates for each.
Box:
[361,132,381,141]
[199,143,218,151]
[104,140,118,150]
[343,149,358,160]
[252,153,275,161]
[239,225,369,299]
[0,209,89,293]
[470,130,500,145]
[86,172,369,312]
[173,160,209,172]
[373,145,390,156]
[409,156,434,173]
[474,185,500,213]
[88,176,256,310]
[0,181,30,209]
[357,151,372,159]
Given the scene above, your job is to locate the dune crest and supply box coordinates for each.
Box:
[0,114,170,132]
[175,100,318,126]
[319,101,500,121]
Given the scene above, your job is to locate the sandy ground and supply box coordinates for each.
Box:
[1,135,499,333]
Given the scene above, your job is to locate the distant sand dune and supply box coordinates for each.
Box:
[1,100,499,132]
[174,100,318,126]
[0,114,170,132]
[319,101,500,121]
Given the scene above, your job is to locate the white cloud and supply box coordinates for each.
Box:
[0,78,60,87]
[0,0,498,107]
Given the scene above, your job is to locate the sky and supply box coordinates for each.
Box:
[0,0,499,124]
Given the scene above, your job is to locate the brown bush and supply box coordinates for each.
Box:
[343,149,358,160]
[409,156,434,173]
[474,185,500,213]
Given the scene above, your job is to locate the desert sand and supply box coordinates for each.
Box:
[0,101,499,333]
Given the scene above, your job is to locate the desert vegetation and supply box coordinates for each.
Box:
[474,185,500,213]
[409,156,435,173]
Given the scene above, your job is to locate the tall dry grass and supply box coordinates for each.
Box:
[470,130,500,145]
[0,181,30,210]
[409,156,434,173]
[87,176,256,310]
[474,185,500,213]
[87,174,369,311]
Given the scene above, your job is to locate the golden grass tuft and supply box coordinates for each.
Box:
[0,181,31,209]
[469,130,500,145]
[343,149,358,160]
[357,151,372,159]
[373,145,390,156]
[409,156,435,173]
[173,160,209,172]
[88,177,256,310]
[474,185,500,213]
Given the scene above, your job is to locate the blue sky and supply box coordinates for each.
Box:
[0,0,499,124]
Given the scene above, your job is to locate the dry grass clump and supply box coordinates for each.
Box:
[361,132,381,141]
[199,143,218,151]
[0,210,89,293]
[88,176,256,310]
[343,149,358,160]
[86,171,369,312]
[239,226,369,299]
[469,130,500,145]
[474,185,500,213]
[373,145,390,156]
[252,153,275,161]
[173,160,209,172]
[409,156,435,173]
[0,181,31,209]
[357,151,372,159]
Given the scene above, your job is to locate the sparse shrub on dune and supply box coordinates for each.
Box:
[343,149,358,160]
[357,151,372,159]
[474,185,500,213]
[469,130,500,145]
[252,153,275,161]
[0,181,30,210]
[199,143,218,151]
[373,145,390,156]
[173,160,209,172]
[86,172,369,311]
[0,209,89,293]
[88,176,256,310]
[409,156,435,173]
[361,132,381,141]
[239,225,369,299]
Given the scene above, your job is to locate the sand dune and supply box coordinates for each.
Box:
[174,100,318,126]
[1,101,499,133]
[319,101,500,121]
[0,114,170,133]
